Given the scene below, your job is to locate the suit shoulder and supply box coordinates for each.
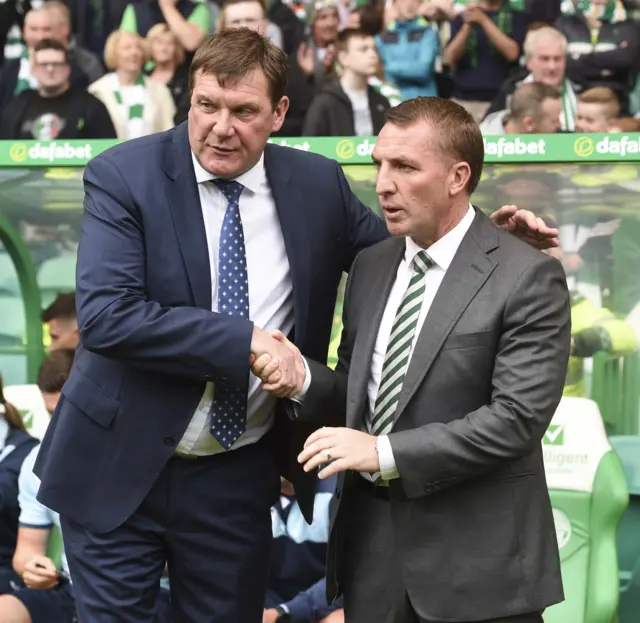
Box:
[89,129,172,171]
[352,236,399,271]
[493,228,565,285]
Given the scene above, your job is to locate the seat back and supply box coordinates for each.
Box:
[608,435,640,623]
[3,384,51,441]
[543,397,629,623]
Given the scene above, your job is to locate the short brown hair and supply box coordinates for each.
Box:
[42,292,76,323]
[351,5,383,36]
[37,349,75,394]
[579,87,620,119]
[386,97,484,194]
[610,117,640,132]
[34,38,69,63]
[336,28,371,53]
[0,373,26,432]
[189,28,288,108]
[510,82,561,122]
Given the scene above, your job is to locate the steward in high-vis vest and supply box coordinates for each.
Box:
[567,291,637,396]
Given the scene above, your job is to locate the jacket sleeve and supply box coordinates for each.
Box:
[282,577,344,622]
[384,28,440,83]
[389,255,571,499]
[566,42,640,81]
[76,154,254,385]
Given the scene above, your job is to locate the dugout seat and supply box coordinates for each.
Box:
[542,397,628,623]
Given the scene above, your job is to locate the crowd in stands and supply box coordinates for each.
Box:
[1,0,640,143]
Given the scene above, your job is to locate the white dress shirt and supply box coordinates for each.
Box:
[370,205,476,479]
[176,153,294,456]
[296,206,476,479]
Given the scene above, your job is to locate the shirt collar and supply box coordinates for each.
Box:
[404,204,476,271]
[190,151,266,195]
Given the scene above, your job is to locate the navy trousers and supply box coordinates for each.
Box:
[61,434,281,622]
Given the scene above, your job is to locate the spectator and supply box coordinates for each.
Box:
[216,0,285,50]
[303,28,390,136]
[43,1,105,85]
[375,0,440,101]
[272,0,341,136]
[484,25,580,131]
[61,0,130,59]
[265,0,306,56]
[555,0,640,114]
[120,0,212,52]
[575,85,620,132]
[0,349,76,623]
[264,477,344,623]
[0,7,79,115]
[146,23,190,124]
[480,81,562,133]
[0,39,117,140]
[0,373,39,596]
[346,3,385,34]
[444,0,528,121]
[89,30,176,140]
[41,292,78,352]
[1,0,29,66]
[298,0,341,90]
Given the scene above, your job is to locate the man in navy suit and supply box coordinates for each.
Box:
[33,27,558,623]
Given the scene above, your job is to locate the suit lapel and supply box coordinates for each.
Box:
[391,210,499,423]
[346,238,404,429]
[264,144,312,346]
[164,123,212,310]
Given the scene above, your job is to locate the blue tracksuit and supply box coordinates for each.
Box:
[375,17,440,101]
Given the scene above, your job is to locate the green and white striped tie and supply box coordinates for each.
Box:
[370,250,433,437]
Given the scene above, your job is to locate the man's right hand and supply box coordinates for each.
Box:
[23,555,59,590]
[250,328,305,397]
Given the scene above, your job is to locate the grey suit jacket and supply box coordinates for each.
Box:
[297,208,571,621]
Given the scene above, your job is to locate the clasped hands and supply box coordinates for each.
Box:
[249,329,381,477]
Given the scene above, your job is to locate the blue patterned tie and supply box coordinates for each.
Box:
[209,179,249,449]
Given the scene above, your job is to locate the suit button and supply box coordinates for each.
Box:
[163,437,175,447]
[335,489,341,499]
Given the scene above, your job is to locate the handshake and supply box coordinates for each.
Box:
[249,327,306,398]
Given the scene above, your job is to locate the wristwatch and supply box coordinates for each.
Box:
[275,605,292,621]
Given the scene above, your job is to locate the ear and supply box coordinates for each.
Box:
[522,115,535,133]
[271,96,290,133]
[449,161,471,197]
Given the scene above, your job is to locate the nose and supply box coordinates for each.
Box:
[375,164,396,196]
[212,110,234,138]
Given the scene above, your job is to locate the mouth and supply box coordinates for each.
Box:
[208,145,236,155]
[382,206,403,219]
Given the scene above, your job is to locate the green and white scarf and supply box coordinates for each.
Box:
[368,76,402,106]
[523,74,578,132]
[560,0,627,22]
[110,72,148,139]
[15,48,38,96]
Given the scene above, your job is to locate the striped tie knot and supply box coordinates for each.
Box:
[413,250,434,276]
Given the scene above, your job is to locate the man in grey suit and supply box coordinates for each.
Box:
[254,97,572,623]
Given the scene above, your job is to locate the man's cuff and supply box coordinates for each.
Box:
[376,435,400,480]
[290,357,311,404]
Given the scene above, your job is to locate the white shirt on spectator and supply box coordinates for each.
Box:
[176,152,294,456]
[342,84,373,137]
[18,445,69,578]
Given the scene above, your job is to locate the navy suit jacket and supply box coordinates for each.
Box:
[34,122,388,534]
